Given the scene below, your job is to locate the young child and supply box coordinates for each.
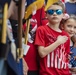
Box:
[35,1,71,75]
[61,15,76,74]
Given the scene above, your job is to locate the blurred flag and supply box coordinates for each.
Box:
[25,0,44,19]
[60,0,65,4]
[35,6,48,26]
[61,0,65,2]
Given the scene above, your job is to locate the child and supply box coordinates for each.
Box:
[61,15,76,74]
[35,1,71,75]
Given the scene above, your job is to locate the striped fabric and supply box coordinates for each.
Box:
[47,44,68,69]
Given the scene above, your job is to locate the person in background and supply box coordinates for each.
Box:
[34,1,71,75]
[8,0,28,75]
[23,1,49,75]
[0,0,28,75]
[23,14,39,75]
[65,0,76,15]
[0,0,11,75]
[61,14,76,75]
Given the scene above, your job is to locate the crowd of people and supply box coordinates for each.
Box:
[0,0,76,75]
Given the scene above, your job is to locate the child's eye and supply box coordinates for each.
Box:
[74,26,76,29]
[67,25,72,28]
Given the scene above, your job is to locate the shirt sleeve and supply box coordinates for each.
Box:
[34,27,45,46]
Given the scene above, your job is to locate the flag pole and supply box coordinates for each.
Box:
[0,3,8,59]
[1,3,8,44]
[17,0,23,62]
[24,19,30,45]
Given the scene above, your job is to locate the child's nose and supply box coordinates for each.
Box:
[71,27,74,32]
[53,12,57,15]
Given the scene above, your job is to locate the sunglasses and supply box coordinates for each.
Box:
[47,9,63,15]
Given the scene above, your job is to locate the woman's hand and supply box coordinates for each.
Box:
[23,58,29,75]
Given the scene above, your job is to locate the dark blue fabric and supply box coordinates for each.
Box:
[7,19,23,75]
[70,46,76,57]
[70,46,76,67]
[26,0,36,7]
[65,2,76,15]
[7,50,23,75]
[0,0,11,7]
[7,50,19,75]
[17,59,23,75]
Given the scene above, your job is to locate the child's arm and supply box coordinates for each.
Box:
[38,35,68,58]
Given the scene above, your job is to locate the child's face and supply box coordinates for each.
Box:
[63,19,76,37]
[46,5,64,24]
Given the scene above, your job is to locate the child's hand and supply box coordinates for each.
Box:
[70,67,76,73]
[23,58,29,75]
[70,51,73,54]
[57,35,68,45]
[68,52,73,60]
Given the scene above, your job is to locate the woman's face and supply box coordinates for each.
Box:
[63,18,76,37]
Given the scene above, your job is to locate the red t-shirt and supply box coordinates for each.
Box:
[23,15,39,71]
[24,42,39,70]
[35,25,71,75]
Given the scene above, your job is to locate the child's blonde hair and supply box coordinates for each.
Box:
[47,1,65,12]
